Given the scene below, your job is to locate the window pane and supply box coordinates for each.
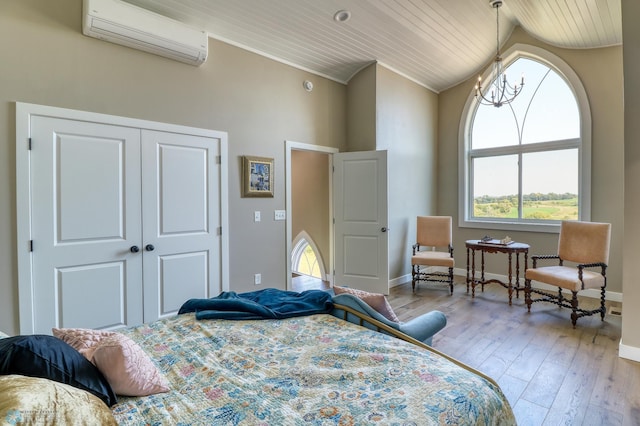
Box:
[295,244,321,279]
[472,58,580,149]
[471,58,542,149]
[471,103,520,149]
[473,155,518,218]
[522,149,578,220]
[503,58,549,126]
[522,69,579,144]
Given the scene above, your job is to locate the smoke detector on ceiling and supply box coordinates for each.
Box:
[333,10,351,23]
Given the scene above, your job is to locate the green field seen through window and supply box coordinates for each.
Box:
[474,193,578,220]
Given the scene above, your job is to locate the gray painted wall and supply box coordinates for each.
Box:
[622,0,640,351]
[376,66,439,281]
[346,64,377,152]
[346,63,440,286]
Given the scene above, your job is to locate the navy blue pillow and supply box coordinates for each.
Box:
[0,335,117,406]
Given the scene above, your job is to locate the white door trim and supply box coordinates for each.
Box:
[16,102,229,333]
[284,140,338,290]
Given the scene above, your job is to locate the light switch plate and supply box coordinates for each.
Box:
[254,211,261,222]
[274,210,286,221]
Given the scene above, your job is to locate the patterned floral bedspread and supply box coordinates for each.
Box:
[112,313,515,425]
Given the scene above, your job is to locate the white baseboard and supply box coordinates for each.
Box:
[619,340,640,362]
[389,274,411,288]
[390,267,622,302]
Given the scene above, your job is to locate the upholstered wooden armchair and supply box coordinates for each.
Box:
[411,216,455,294]
[524,220,611,328]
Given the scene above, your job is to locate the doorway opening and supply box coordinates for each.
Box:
[285,141,338,291]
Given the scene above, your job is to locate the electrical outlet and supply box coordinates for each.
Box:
[254,273,261,285]
[274,210,286,221]
[254,211,261,222]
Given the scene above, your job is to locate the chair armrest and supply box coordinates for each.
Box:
[577,262,607,275]
[399,311,447,346]
[577,262,607,269]
[530,254,561,268]
[449,244,454,257]
[412,243,420,255]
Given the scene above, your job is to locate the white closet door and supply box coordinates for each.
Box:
[141,130,221,322]
[30,116,143,333]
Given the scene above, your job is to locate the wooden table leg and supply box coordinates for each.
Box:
[471,248,476,298]
[466,247,470,293]
[515,252,521,299]
[507,252,513,305]
[480,250,485,292]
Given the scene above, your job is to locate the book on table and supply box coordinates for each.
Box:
[479,238,514,246]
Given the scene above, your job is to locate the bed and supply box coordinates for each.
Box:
[0,299,516,425]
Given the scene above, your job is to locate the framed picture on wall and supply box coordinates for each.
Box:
[242,156,274,197]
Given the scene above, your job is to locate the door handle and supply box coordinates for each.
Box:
[145,244,155,252]
[130,245,140,253]
[381,227,389,232]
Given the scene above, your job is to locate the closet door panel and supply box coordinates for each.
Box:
[30,116,143,333]
[57,262,126,329]
[158,144,208,234]
[159,252,208,314]
[141,130,221,321]
[58,135,124,240]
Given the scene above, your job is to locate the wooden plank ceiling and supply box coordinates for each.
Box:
[125,0,622,92]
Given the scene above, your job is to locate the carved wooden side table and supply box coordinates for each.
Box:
[465,240,530,305]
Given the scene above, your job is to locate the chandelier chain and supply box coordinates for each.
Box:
[495,4,500,59]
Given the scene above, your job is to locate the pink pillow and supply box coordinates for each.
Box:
[52,328,169,397]
[52,328,114,359]
[91,333,169,396]
[333,286,400,323]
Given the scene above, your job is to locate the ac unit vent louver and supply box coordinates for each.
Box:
[83,0,208,66]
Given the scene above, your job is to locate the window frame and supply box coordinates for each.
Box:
[291,230,326,280]
[458,44,592,233]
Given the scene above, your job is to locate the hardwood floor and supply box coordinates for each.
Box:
[388,277,640,426]
[291,274,330,291]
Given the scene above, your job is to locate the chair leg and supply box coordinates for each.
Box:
[524,278,532,312]
[557,288,564,308]
[570,291,579,328]
[448,267,454,295]
[600,286,606,321]
[411,265,417,293]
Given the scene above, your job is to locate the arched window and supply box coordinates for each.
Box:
[459,44,591,232]
[292,231,325,279]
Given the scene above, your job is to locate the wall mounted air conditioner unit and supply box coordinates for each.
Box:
[83,0,208,66]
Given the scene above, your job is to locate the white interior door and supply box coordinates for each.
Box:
[141,130,221,322]
[30,116,143,333]
[333,150,389,294]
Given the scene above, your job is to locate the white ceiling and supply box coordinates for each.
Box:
[124,0,622,93]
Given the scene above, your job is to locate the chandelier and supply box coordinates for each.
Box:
[474,0,524,107]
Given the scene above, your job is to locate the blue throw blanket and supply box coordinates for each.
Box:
[178,288,334,320]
